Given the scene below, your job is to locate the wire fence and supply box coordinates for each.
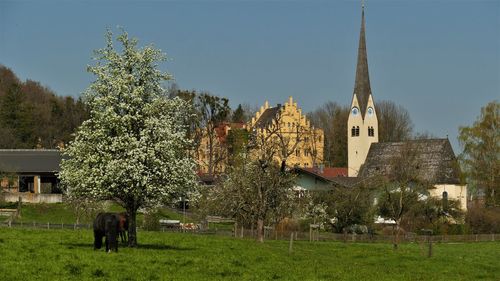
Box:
[1,220,498,243]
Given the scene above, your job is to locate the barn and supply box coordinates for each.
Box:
[0,149,63,203]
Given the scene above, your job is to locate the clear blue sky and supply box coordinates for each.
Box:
[0,0,499,152]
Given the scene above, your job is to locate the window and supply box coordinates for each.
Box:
[355,126,360,136]
[442,191,449,210]
[351,126,356,137]
[368,126,375,137]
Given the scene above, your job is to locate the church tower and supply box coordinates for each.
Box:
[348,3,379,177]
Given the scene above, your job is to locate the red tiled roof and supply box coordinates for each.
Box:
[303,167,348,179]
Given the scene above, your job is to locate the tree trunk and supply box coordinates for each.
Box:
[393,222,400,250]
[127,208,138,247]
[257,219,264,243]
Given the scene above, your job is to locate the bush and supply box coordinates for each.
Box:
[466,206,500,233]
[142,209,161,231]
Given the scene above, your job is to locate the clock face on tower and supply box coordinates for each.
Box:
[367,107,374,116]
[351,107,359,116]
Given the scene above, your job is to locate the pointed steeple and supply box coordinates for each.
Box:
[353,2,372,118]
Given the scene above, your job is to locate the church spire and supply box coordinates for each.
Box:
[353,2,372,118]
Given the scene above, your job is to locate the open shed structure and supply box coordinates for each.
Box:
[0,149,63,203]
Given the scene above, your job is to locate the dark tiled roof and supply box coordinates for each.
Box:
[0,149,62,173]
[294,167,362,188]
[254,106,281,128]
[359,139,461,184]
[353,6,372,118]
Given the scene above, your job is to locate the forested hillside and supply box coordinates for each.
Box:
[0,65,88,149]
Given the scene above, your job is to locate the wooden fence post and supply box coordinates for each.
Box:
[428,238,433,258]
[289,232,294,254]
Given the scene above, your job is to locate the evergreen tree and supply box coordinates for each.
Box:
[232,104,246,123]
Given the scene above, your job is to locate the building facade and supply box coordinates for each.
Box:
[249,96,324,168]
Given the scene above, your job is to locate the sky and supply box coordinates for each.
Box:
[0,0,499,152]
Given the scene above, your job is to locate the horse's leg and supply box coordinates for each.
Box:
[105,233,110,252]
[94,231,102,250]
[114,232,118,252]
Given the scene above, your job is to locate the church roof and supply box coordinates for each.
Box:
[359,139,461,184]
[352,5,372,118]
[253,106,281,129]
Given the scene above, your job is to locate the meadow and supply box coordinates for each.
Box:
[0,227,499,281]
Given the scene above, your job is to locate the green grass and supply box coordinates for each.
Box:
[0,228,498,281]
[10,203,192,226]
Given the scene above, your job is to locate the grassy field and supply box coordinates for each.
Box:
[1,202,187,226]
[0,227,498,281]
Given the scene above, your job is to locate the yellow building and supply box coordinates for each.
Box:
[196,122,246,176]
[249,97,324,168]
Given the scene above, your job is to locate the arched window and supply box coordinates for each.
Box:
[355,126,360,136]
[351,126,356,137]
[442,191,449,210]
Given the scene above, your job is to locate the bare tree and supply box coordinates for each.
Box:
[375,142,433,249]
[252,109,308,167]
[376,100,414,142]
[308,102,349,167]
[206,156,296,243]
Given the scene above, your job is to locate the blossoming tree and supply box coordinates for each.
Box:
[59,30,197,247]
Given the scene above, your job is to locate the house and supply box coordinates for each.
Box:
[359,139,467,210]
[0,149,63,203]
[294,167,359,191]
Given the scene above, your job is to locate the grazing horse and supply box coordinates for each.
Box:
[93,213,120,252]
[117,212,128,244]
